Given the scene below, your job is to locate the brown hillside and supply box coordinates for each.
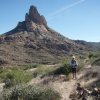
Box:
[0,5,89,66]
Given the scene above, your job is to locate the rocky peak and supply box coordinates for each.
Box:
[5,5,48,34]
[25,5,47,26]
[29,5,38,14]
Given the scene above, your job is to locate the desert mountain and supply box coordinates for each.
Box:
[74,40,100,51]
[0,5,94,66]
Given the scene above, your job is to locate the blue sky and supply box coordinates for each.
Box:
[0,0,100,42]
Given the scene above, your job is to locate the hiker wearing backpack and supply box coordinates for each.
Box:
[70,55,78,79]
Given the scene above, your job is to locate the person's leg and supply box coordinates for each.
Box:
[72,68,74,78]
[74,73,76,79]
[72,68,76,79]
[73,73,76,79]
[73,72,74,79]
[74,68,77,79]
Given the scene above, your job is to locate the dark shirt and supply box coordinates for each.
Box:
[71,59,78,68]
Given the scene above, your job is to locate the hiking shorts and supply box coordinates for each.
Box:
[72,68,77,73]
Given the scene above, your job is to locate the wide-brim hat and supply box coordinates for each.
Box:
[72,55,75,59]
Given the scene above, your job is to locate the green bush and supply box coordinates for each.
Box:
[96,80,100,88]
[88,52,100,59]
[0,68,32,88]
[53,59,84,76]
[33,65,56,78]
[88,53,94,59]
[20,64,38,70]
[54,63,71,76]
[92,58,100,66]
[0,84,61,100]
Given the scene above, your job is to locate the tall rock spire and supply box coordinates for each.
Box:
[25,5,47,26]
[6,5,48,33]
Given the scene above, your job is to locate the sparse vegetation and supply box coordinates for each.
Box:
[53,57,85,76]
[54,63,71,76]
[19,64,39,70]
[88,52,100,66]
[77,59,85,72]
[88,52,99,60]
[0,67,32,88]
[92,58,100,66]
[0,84,61,100]
[33,64,58,77]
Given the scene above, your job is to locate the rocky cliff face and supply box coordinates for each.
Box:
[25,5,47,31]
[5,5,47,34]
[26,5,47,25]
[0,5,89,66]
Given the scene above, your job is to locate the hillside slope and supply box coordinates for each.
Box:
[0,5,94,67]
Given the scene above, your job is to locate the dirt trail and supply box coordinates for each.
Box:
[52,80,76,100]
[29,75,77,100]
[28,64,94,100]
[52,71,86,100]
[28,66,77,100]
[54,65,93,100]
[0,83,5,93]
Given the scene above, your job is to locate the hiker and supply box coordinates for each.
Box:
[70,55,78,79]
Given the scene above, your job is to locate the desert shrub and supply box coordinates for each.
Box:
[33,65,56,78]
[0,57,8,66]
[20,64,38,70]
[54,63,71,76]
[88,52,100,59]
[53,58,85,76]
[77,60,84,72]
[0,68,32,88]
[87,52,100,65]
[88,53,94,59]
[96,80,100,88]
[92,58,100,66]
[0,84,61,100]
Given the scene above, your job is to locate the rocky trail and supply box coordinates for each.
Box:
[50,65,93,100]
[28,64,94,100]
[29,74,77,100]
[29,66,86,100]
